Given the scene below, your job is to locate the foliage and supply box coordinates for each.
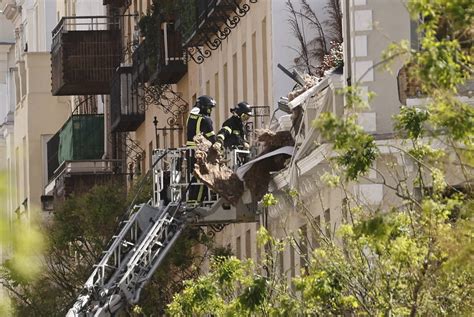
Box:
[315,41,343,77]
[131,227,215,316]
[168,1,473,316]
[261,193,279,207]
[1,176,217,316]
[287,0,343,75]
[168,228,299,317]
[0,172,45,316]
[314,112,378,180]
[1,181,127,316]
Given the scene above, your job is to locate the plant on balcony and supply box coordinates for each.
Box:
[138,9,160,74]
[138,0,185,78]
[174,0,198,44]
[287,0,343,76]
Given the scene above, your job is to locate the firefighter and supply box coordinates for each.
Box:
[186,95,217,204]
[213,101,252,151]
[186,95,217,147]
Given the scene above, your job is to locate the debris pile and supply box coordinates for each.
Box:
[193,135,244,205]
[193,130,294,205]
[288,42,343,101]
[242,130,294,202]
[287,74,320,101]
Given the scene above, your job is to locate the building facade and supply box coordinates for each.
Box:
[0,0,71,224]
[6,0,462,309]
[45,0,316,268]
[263,0,472,284]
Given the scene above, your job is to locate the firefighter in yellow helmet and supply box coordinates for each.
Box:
[186,95,217,204]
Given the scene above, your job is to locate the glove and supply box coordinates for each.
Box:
[242,142,250,150]
[212,140,223,151]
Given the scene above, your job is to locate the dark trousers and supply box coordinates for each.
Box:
[186,149,208,203]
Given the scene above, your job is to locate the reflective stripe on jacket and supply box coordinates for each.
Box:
[216,115,246,148]
[186,112,216,147]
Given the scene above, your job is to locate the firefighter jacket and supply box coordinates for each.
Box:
[186,107,216,147]
[216,115,247,149]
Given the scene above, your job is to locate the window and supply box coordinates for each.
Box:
[148,141,153,169]
[41,135,53,187]
[236,236,241,259]
[242,43,248,101]
[342,198,349,223]
[290,244,296,288]
[170,129,175,148]
[22,137,27,202]
[206,80,210,95]
[245,229,251,258]
[255,223,261,264]
[141,151,146,174]
[252,32,258,105]
[279,249,284,275]
[312,215,321,248]
[232,53,238,105]
[19,62,26,99]
[324,209,331,238]
[262,18,269,107]
[299,225,309,275]
[15,147,20,206]
[223,63,228,114]
[214,72,220,126]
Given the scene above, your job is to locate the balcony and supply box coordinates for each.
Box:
[51,16,121,96]
[398,64,474,105]
[136,3,187,85]
[110,65,145,132]
[152,21,187,85]
[131,41,152,85]
[45,114,123,200]
[176,0,257,63]
[46,114,105,183]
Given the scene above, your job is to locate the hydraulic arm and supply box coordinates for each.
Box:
[67,148,255,316]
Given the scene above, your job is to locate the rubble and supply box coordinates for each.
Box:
[193,135,244,205]
[193,130,294,205]
[243,129,294,201]
[287,74,320,101]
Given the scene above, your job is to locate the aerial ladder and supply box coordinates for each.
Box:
[67,148,257,316]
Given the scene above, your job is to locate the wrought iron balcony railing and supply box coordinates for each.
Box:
[51,16,121,95]
[111,65,145,132]
[175,0,258,63]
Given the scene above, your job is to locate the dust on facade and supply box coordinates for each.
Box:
[0,0,471,315]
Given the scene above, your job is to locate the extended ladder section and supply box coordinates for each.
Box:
[67,203,185,316]
[67,147,257,316]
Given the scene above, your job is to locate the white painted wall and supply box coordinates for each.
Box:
[75,0,106,16]
[0,14,14,125]
[346,0,411,134]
